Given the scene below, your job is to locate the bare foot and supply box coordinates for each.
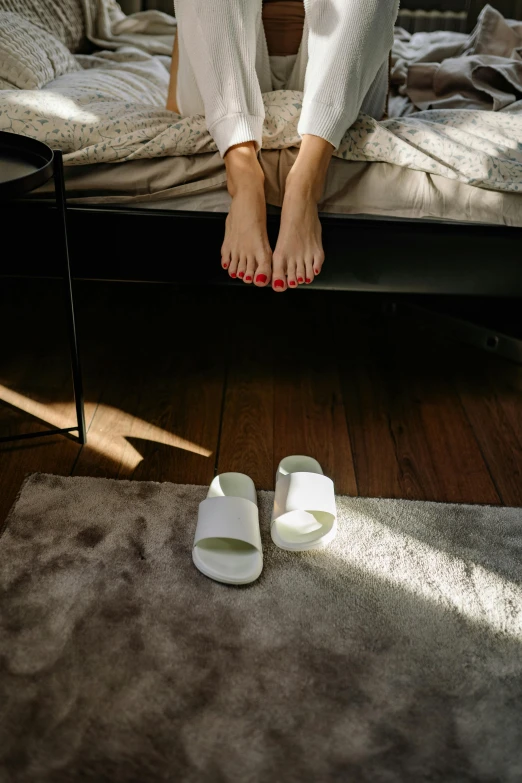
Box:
[221,143,272,287]
[271,172,325,292]
[271,134,333,292]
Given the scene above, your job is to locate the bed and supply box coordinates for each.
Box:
[1,0,522,298]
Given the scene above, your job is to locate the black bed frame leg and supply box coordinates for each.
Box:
[54,150,87,445]
[399,302,522,366]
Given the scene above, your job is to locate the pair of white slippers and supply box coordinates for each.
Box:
[193,455,337,585]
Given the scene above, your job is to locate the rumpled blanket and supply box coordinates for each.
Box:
[83,0,176,56]
[391,3,522,114]
[0,2,521,194]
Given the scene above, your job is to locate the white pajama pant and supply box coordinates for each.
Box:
[174,0,400,157]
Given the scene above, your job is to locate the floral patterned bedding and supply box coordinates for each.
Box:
[0,25,521,193]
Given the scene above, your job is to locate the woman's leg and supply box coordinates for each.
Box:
[166,30,180,114]
[174,0,270,155]
[223,140,273,286]
[272,134,333,290]
[272,0,399,291]
[174,0,273,286]
[299,0,398,149]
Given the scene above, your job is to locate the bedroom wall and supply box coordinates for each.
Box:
[118,0,522,27]
[119,0,172,11]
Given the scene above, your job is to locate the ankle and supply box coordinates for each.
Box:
[227,169,265,199]
[285,135,333,202]
[225,142,264,197]
[285,166,324,203]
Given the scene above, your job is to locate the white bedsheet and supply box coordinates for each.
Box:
[0,16,521,193]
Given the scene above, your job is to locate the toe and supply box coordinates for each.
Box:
[295,258,306,285]
[272,252,287,292]
[228,254,239,279]
[244,256,255,284]
[237,255,247,281]
[221,246,231,272]
[313,249,325,277]
[304,257,315,285]
[254,251,272,287]
[286,259,297,289]
[254,271,269,287]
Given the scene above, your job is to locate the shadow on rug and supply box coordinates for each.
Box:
[0,473,521,783]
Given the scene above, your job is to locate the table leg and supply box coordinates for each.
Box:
[53,150,87,445]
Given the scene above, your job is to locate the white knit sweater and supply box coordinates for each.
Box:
[174,0,399,156]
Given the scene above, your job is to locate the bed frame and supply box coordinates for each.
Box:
[3,199,522,367]
[3,1,522,366]
[4,201,521,295]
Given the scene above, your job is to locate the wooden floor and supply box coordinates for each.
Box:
[1,278,521,525]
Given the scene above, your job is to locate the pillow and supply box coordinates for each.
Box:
[0,12,81,90]
[0,0,88,53]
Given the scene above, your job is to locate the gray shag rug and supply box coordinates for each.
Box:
[1,474,522,783]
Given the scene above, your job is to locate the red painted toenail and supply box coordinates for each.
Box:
[223,263,228,269]
[306,278,311,283]
[289,281,296,287]
[298,277,304,283]
[231,273,236,278]
[274,279,285,289]
[245,276,252,282]
[315,269,320,274]
[256,274,267,284]
[239,271,244,278]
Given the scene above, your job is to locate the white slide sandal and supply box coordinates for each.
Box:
[271,455,337,551]
[193,473,263,585]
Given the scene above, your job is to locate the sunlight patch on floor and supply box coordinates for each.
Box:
[0,386,212,470]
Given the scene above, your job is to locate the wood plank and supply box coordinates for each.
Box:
[216,289,274,489]
[73,284,225,486]
[0,280,107,527]
[339,310,439,500]
[454,348,522,506]
[394,318,500,504]
[218,289,357,494]
[341,353,423,500]
[339,307,501,504]
[273,292,357,496]
[273,359,357,496]
[3,278,518,515]
[74,347,223,485]
[217,361,274,489]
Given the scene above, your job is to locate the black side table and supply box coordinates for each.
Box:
[0,131,86,445]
